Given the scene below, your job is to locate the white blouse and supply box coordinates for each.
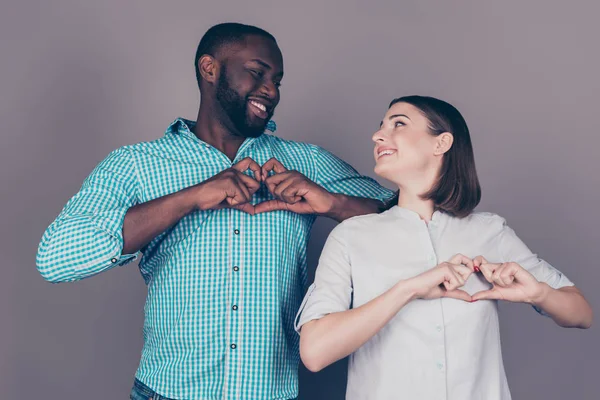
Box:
[295,206,573,400]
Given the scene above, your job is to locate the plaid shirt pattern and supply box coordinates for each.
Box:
[37,118,393,399]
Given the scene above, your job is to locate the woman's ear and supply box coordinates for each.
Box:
[434,132,454,156]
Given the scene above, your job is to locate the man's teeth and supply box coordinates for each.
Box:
[250,100,267,112]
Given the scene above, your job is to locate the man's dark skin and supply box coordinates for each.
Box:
[122,35,384,254]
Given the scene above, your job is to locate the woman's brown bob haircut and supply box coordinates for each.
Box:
[385,95,481,218]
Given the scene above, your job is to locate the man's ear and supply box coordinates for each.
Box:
[198,55,219,84]
[434,132,454,156]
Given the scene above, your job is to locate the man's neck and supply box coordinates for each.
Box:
[193,102,245,161]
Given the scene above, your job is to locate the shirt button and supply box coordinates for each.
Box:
[437,362,444,370]
[428,254,435,262]
[234,229,240,235]
[232,305,238,311]
[230,344,237,349]
[233,266,240,272]
[436,325,442,332]
[110,258,118,263]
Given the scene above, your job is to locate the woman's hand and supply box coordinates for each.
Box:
[471,260,545,304]
[408,254,475,302]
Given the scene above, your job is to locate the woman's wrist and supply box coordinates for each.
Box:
[529,282,552,306]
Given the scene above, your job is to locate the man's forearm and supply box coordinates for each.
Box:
[122,187,197,254]
[325,193,386,222]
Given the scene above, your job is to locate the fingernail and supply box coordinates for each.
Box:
[474,267,480,272]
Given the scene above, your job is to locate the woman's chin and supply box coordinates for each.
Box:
[374,164,398,181]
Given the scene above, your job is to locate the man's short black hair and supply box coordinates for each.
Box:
[194,23,277,88]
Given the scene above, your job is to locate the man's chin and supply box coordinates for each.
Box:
[242,117,271,137]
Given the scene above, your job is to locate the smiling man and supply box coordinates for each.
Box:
[36,23,393,400]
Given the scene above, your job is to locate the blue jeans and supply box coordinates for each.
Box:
[130,378,175,400]
[129,378,298,400]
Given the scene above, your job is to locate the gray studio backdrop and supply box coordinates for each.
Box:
[1,0,598,399]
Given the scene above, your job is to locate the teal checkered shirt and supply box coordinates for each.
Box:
[37,118,393,400]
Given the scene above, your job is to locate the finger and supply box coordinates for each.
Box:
[505,262,538,287]
[442,272,461,291]
[472,289,502,301]
[473,255,488,272]
[253,199,290,214]
[225,182,251,206]
[237,172,261,195]
[448,254,475,271]
[452,264,474,281]
[232,157,262,182]
[479,263,499,283]
[261,157,288,179]
[270,175,297,201]
[499,267,515,286]
[492,263,510,287]
[265,172,293,194]
[280,184,303,204]
[233,202,256,216]
[443,289,473,302]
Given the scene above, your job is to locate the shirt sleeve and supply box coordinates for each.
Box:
[496,217,574,315]
[295,229,353,332]
[36,147,141,283]
[311,145,394,203]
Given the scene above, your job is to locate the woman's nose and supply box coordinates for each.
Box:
[372,129,385,143]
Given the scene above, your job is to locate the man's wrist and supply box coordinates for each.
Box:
[179,184,205,213]
[322,192,346,220]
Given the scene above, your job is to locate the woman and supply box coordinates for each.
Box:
[295,96,592,400]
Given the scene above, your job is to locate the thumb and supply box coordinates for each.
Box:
[443,289,472,302]
[471,289,501,301]
[254,199,289,214]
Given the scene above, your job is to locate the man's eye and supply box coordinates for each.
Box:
[249,69,263,77]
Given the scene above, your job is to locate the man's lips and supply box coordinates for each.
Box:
[248,99,271,119]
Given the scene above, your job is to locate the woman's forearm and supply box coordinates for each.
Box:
[532,285,593,329]
[299,279,417,372]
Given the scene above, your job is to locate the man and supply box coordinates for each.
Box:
[37,23,393,400]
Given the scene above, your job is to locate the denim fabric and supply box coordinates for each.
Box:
[130,378,175,400]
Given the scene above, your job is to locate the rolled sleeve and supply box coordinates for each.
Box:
[295,230,353,332]
[311,145,394,203]
[497,218,574,316]
[36,147,140,283]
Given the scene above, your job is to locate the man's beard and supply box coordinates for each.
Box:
[215,67,270,138]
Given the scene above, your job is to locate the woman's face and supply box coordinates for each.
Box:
[372,102,446,186]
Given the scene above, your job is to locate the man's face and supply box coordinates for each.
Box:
[215,35,284,138]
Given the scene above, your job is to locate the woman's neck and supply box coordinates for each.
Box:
[397,186,435,222]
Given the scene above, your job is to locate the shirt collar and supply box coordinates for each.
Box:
[388,205,445,223]
[165,118,277,139]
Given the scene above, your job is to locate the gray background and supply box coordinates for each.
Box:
[1,0,598,399]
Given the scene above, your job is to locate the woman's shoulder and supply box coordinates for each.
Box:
[454,211,508,232]
[330,209,399,240]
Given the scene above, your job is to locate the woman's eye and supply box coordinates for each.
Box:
[394,121,405,127]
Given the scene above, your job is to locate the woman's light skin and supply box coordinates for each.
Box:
[373,102,453,222]
[299,101,592,373]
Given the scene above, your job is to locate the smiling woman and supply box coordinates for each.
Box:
[295,95,593,400]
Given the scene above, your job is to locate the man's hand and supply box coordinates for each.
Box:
[254,158,337,215]
[193,157,262,215]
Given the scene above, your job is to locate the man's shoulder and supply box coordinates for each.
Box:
[261,133,319,153]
